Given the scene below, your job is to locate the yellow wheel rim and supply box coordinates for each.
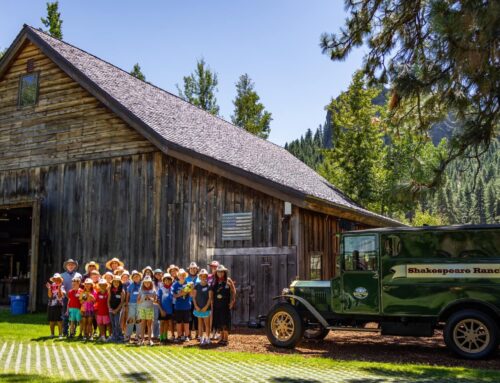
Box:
[453,318,490,354]
[271,311,295,342]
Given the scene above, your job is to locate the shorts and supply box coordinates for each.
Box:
[47,305,62,322]
[138,308,154,320]
[68,308,81,322]
[96,315,110,325]
[193,309,211,318]
[159,313,173,321]
[81,310,94,318]
[174,309,191,324]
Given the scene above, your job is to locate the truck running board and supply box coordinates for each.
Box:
[326,326,381,333]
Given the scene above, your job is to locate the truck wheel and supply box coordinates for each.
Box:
[304,326,330,341]
[444,309,499,359]
[266,302,304,348]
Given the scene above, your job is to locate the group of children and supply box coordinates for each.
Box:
[46,257,237,346]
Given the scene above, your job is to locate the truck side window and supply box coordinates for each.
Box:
[343,235,377,271]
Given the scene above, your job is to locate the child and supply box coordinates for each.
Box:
[80,279,96,340]
[103,272,114,286]
[152,269,163,339]
[186,262,200,338]
[66,276,83,338]
[157,273,174,343]
[125,270,142,342]
[137,276,157,346]
[192,269,213,345]
[212,265,236,345]
[107,275,125,342]
[172,269,192,342]
[167,264,179,281]
[95,279,111,341]
[142,266,154,279]
[46,273,65,339]
[120,270,130,334]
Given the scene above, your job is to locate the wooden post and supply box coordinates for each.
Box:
[29,199,41,312]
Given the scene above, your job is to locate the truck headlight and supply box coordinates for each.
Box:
[282,288,291,295]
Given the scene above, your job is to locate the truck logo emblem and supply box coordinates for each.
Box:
[353,287,368,299]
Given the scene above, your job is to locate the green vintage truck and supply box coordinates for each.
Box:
[266,224,500,359]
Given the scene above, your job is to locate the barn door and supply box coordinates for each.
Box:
[209,246,297,325]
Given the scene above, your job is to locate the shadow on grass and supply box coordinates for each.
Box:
[122,372,153,382]
[269,378,322,383]
[0,373,92,383]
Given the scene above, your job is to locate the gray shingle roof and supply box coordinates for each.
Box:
[24,26,399,226]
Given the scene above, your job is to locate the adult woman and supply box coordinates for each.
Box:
[105,257,124,273]
[211,264,236,345]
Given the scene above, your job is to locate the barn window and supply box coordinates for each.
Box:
[222,212,252,241]
[309,252,322,280]
[18,73,39,108]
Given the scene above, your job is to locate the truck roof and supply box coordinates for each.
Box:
[347,224,500,234]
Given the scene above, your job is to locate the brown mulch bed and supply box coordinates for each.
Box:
[179,327,500,370]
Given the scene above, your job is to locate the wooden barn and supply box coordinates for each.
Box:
[0,25,399,322]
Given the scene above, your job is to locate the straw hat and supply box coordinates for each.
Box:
[104,271,114,278]
[153,268,163,275]
[105,257,124,270]
[142,266,153,275]
[177,268,188,277]
[189,262,199,270]
[142,276,153,283]
[216,264,228,272]
[50,273,63,283]
[84,261,99,273]
[162,273,173,281]
[167,264,179,274]
[113,266,124,275]
[98,278,108,286]
[209,260,220,268]
[121,270,130,277]
[90,270,100,276]
[199,269,209,276]
[130,270,142,279]
[63,259,78,269]
[71,276,81,282]
[113,275,122,282]
[84,278,93,285]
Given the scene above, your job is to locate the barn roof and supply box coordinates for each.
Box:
[0,25,401,227]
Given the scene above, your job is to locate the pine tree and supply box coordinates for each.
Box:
[130,63,146,81]
[177,59,219,116]
[0,48,5,60]
[231,74,272,139]
[472,178,487,224]
[41,1,63,39]
[485,184,499,224]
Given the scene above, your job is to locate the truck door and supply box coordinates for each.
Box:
[341,234,380,314]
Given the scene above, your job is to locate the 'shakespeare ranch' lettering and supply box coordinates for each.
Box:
[391,264,500,279]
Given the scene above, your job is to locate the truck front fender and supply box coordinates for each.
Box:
[273,294,329,328]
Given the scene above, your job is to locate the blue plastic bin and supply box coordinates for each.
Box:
[9,294,29,315]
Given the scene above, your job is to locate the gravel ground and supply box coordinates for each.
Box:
[179,328,500,371]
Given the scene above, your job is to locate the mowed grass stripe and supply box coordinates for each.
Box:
[25,343,31,374]
[150,347,198,382]
[36,343,42,373]
[100,345,142,382]
[84,344,114,381]
[69,345,89,379]
[0,342,8,364]
[14,342,22,374]
[76,344,100,380]
[126,346,167,379]
[51,342,64,376]
[4,342,15,370]
[44,343,52,374]
[60,344,78,380]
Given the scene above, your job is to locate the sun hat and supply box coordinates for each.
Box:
[84,278,93,285]
[198,269,209,276]
[50,273,63,282]
[113,266,124,275]
[162,273,173,281]
[105,257,124,270]
[63,259,78,269]
[189,262,199,270]
[104,271,114,278]
[130,270,142,279]
[113,275,122,282]
[90,269,100,276]
[216,264,228,272]
[84,261,99,273]
[143,276,153,283]
[98,278,108,286]
[121,270,130,276]
[153,268,163,274]
[209,260,220,268]
[167,264,179,274]
[72,276,81,282]
[177,268,188,277]
[142,266,153,275]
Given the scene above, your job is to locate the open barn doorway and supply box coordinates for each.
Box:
[0,201,40,311]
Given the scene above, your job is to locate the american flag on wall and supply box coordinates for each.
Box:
[222,212,253,241]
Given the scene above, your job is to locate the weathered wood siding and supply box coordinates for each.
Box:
[0,41,156,170]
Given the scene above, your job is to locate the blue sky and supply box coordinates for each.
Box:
[0,1,364,146]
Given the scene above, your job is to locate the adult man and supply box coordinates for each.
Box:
[60,259,82,336]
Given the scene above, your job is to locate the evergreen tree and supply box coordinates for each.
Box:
[177,59,219,116]
[472,178,487,224]
[320,0,500,174]
[130,63,146,81]
[485,184,499,224]
[318,72,386,211]
[41,1,63,39]
[0,48,5,60]
[231,74,272,139]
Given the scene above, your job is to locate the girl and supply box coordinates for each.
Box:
[172,269,192,342]
[157,273,174,343]
[95,279,111,341]
[137,275,157,346]
[105,257,124,273]
[46,273,65,338]
[167,264,179,281]
[142,266,154,279]
[125,270,142,342]
[90,270,100,289]
[80,279,96,340]
[107,275,125,342]
[83,261,99,281]
[66,277,83,338]
[192,269,213,345]
[120,270,130,334]
[212,265,236,345]
[152,269,163,340]
[103,272,114,286]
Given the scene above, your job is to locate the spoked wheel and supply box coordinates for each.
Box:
[444,309,498,359]
[266,303,304,348]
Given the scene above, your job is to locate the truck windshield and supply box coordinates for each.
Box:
[344,235,377,271]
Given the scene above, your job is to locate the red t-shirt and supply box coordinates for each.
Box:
[68,288,83,309]
[95,290,109,316]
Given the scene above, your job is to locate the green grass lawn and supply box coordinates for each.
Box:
[1,309,500,382]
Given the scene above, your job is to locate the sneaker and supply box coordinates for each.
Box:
[206,338,211,345]
[149,340,154,346]
[59,335,64,339]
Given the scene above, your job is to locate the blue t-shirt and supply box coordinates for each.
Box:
[127,282,141,304]
[157,286,174,314]
[171,281,191,311]
[186,275,199,285]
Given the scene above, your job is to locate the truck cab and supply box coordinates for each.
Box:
[266,224,500,359]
